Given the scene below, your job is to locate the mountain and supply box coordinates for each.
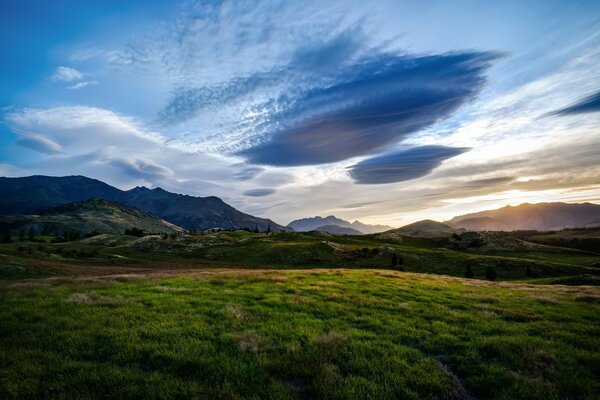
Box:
[381,220,460,238]
[0,198,183,236]
[287,215,393,234]
[0,175,288,232]
[447,202,600,231]
[312,225,363,235]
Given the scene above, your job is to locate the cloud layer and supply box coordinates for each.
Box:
[239,52,496,166]
[349,145,469,184]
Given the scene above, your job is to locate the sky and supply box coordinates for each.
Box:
[1,0,600,227]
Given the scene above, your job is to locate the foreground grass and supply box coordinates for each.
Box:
[1,270,599,399]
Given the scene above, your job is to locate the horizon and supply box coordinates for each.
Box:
[2,1,600,227]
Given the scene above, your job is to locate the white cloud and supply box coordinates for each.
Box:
[67,80,98,90]
[51,66,84,82]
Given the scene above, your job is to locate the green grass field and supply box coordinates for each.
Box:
[1,231,600,399]
[1,270,599,399]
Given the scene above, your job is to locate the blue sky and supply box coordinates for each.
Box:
[1,0,600,226]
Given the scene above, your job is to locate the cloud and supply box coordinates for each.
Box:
[243,188,276,197]
[239,52,498,166]
[349,145,469,184]
[51,66,83,82]
[552,89,600,115]
[67,80,98,90]
[232,165,265,181]
[15,134,62,154]
[110,158,174,180]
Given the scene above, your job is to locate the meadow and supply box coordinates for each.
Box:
[1,231,599,399]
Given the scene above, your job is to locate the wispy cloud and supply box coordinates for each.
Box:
[51,66,83,82]
[15,134,62,154]
[67,80,98,90]
[552,89,600,115]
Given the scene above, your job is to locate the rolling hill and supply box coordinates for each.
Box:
[0,175,288,232]
[0,198,183,236]
[448,202,600,231]
[312,224,363,235]
[381,219,460,238]
[288,215,393,234]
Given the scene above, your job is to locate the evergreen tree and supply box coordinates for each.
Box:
[18,228,25,242]
[28,227,35,241]
[391,253,398,267]
[266,224,271,234]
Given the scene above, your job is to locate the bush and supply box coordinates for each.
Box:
[485,266,497,281]
[464,264,474,278]
[124,228,144,237]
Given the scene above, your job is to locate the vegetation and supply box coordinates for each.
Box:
[1,270,598,399]
[0,227,599,398]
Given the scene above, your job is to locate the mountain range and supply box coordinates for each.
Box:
[0,175,288,232]
[287,215,393,234]
[447,202,600,231]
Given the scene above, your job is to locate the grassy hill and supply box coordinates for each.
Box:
[0,198,183,237]
[379,220,460,238]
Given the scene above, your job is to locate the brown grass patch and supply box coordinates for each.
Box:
[316,330,346,362]
[234,331,267,353]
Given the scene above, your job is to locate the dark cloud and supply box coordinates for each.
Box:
[243,188,276,197]
[349,145,469,184]
[459,176,515,189]
[240,52,498,166]
[552,90,600,115]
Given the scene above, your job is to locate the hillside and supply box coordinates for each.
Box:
[0,199,183,236]
[312,224,363,235]
[448,202,600,231]
[288,215,393,234]
[382,219,460,238]
[0,175,288,232]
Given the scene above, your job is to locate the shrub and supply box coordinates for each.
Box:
[124,228,144,237]
[485,266,497,281]
[465,264,474,278]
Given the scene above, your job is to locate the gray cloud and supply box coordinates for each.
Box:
[349,145,469,184]
[15,135,62,154]
[243,188,276,197]
[239,52,498,166]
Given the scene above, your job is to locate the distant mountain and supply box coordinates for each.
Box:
[0,175,288,232]
[287,215,393,234]
[382,220,460,238]
[312,225,363,235]
[447,202,600,231]
[0,198,183,236]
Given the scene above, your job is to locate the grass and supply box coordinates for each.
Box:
[1,269,599,399]
[1,231,598,283]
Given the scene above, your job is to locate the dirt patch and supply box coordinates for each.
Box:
[65,292,123,307]
[234,331,268,353]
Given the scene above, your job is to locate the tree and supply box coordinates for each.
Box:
[526,265,533,278]
[124,228,144,237]
[18,228,25,242]
[27,227,35,241]
[266,224,271,234]
[485,266,497,281]
[391,253,398,267]
[464,264,474,278]
[1,226,11,243]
